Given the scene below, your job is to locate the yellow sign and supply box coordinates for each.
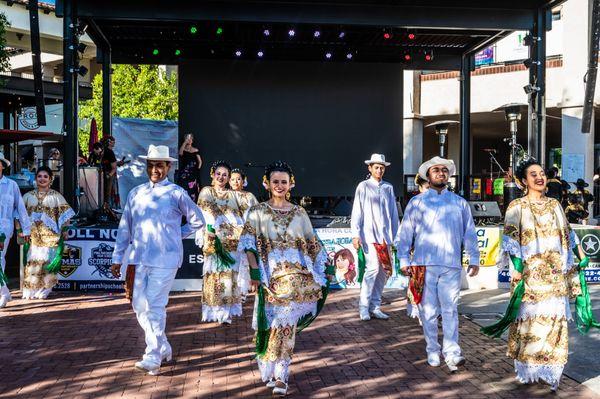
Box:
[462,227,501,267]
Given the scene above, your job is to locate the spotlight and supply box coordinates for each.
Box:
[216,27,224,35]
[76,23,88,36]
[313,30,321,38]
[76,43,87,54]
[383,32,392,40]
[325,51,333,59]
[257,50,264,58]
[175,49,181,56]
[190,26,198,34]
[346,52,353,60]
[408,33,416,40]
[152,49,159,55]
[424,50,434,61]
[235,50,242,57]
[403,52,412,61]
[263,29,271,37]
[523,59,542,68]
[523,84,541,94]
[338,31,346,39]
[288,29,296,37]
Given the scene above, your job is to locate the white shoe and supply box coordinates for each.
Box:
[272,381,288,396]
[550,381,559,392]
[220,318,232,325]
[359,311,371,321]
[371,309,389,320]
[427,353,441,367]
[266,379,276,388]
[135,359,160,376]
[0,295,9,308]
[446,355,465,372]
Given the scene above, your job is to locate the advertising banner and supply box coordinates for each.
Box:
[51,227,203,291]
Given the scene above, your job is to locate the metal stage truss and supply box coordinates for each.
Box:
[56,0,565,207]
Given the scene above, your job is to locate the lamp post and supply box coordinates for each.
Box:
[494,103,528,207]
[426,120,459,158]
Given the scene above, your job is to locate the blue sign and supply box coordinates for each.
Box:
[475,47,494,66]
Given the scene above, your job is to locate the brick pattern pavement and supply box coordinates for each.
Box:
[0,290,598,399]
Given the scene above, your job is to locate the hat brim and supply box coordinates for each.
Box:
[418,160,456,180]
[364,160,391,166]
[0,158,10,167]
[139,155,178,162]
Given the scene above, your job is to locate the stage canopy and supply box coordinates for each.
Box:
[56,0,564,204]
[63,0,562,70]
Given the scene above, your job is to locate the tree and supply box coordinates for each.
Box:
[0,13,12,78]
[78,64,178,146]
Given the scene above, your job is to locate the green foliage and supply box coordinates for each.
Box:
[0,13,12,77]
[79,64,178,134]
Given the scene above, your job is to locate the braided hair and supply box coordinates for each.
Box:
[262,161,296,189]
[209,160,232,176]
[515,157,541,190]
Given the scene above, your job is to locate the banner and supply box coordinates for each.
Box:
[112,117,179,205]
[49,227,203,292]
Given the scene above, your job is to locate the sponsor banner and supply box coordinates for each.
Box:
[498,226,600,285]
[461,227,500,267]
[573,226,600,284]
[316,227,407,290]
[52,227,203,291]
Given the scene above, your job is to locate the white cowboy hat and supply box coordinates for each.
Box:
[418,156,456,180]
[0,152,10,167]
[364,153,390,166]
[139,145,178,162]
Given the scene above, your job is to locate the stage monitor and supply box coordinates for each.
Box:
[179,60,404,197]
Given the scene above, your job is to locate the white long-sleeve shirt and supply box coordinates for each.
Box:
[350,177,400,245]
[396,188,480,268]
[0,176,31,238]
[112,178,205,268]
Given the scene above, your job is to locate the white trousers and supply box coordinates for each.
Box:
[132,264,178,366]
[1,235,10,301]
[359,244,388,312]
[420,266,462,359]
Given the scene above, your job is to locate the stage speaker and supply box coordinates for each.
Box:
[79,167,103,217]
[468,201,502,218]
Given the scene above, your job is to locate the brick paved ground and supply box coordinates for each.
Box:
[0,289,598,399]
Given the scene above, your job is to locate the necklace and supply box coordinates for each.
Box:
[35,189,50,211]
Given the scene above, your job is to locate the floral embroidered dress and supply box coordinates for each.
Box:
[22,189,74,299]
[197,186,246,322]
[234,190,258,295]
[238,202,327,383]
[502,197,581,387]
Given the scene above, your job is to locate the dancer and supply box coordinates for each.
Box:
[197,161,246,324]
[229,168,258,297]
[351,153,400,320]
[481,158,599,391]
[111,145,205,375]
[396,156,479,372]
[22,167,75,299]
[0,152,31,308]
[239,161,332,396]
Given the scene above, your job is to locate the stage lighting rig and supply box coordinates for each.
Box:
[522,34,540,46]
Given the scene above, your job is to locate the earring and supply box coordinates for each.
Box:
[286,192,291,201]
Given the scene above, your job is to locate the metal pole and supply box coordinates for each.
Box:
[459,54,472,199]
[101,47,112,137]
[62,0,78,208]
[536,8,547,165]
